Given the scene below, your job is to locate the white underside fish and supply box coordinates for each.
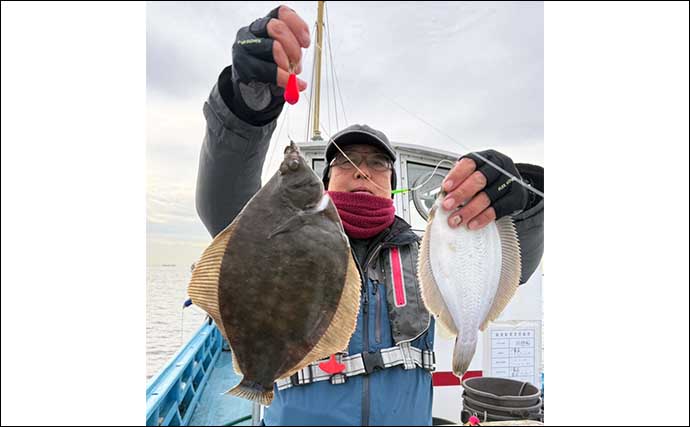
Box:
[418,193,522,377]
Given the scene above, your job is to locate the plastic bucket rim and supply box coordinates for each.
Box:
[462,377,540,401]
[462,402,543,423]
[463,393,543,414]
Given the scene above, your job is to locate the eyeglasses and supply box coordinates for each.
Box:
[330,151,393,172]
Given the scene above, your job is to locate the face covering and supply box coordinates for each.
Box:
[327,191,396,239]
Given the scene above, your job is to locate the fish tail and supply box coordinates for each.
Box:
[452,335,478,378]
[226,379,274,406]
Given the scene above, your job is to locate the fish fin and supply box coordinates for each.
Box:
[311,192,331,213]
[435,315,458,340]
[418,214,458,339]
[231,351,243,375]
[280,252,361,377]
[452,333,478,378]
[226,379,273,406]
[187,218,238,344]
[321,195,345,235]
[267,214,305,239]
[269,194,335,239]
[479,216,522,331]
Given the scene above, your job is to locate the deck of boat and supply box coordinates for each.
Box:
[189,351,253,426]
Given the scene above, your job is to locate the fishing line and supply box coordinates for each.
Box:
[286,115,538,201]
[180,304,184,347]
[317,122,390,192]
[324,3,340,130]
[305,22,317,141]
[286,100,294,142]
[391,159,457,195]
[380,94,544,198]
[265,103,289,180]
[324,45,332,135]
[318,123,492,198]
[287,23,543,199]
[318,122,401,195]
[325,1,349,127]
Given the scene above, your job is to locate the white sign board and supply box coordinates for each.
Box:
[482,320,542,388]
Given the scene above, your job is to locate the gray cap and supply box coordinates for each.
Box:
[324,124,397,163]
[322,124,397,192]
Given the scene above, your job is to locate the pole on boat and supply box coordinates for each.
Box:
[311,1,325,141]
[251,402,262,426]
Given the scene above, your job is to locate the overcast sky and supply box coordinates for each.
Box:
[146,1,544,266]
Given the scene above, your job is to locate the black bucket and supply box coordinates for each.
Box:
[461,402,543,423]
[462,377,541,408]
[461,377,543,422]
[463,393,542,419]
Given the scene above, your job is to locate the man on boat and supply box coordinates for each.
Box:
[195,6,544,426]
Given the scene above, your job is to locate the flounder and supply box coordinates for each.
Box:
[418,191,522,377]
[188,142,361,405]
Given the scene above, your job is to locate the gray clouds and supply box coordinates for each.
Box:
[147,1,543,265]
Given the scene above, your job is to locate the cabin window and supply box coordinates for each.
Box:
[312,159,326,178]
[406,162,450,230]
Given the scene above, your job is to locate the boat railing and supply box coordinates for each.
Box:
[146,320,223,426]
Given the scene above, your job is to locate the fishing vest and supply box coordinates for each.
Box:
[367,242,432,345]
[276,219,434,390]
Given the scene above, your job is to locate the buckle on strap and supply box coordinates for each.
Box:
[398,342,416,370]
[362,350,385,374]
[422,349,436,371]
[305,364,314,383]
[329,373,347,385]
[327,353,347,385]
[276,346,436,390]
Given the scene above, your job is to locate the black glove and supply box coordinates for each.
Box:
[218,7,285,126]
[461,149,529,219]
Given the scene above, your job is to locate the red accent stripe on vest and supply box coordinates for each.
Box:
[432,370,483,386]
[390,247,407,307]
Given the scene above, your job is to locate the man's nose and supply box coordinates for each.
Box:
[353,163,372,179]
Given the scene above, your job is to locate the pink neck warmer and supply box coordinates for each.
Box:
[327,191,396,239]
